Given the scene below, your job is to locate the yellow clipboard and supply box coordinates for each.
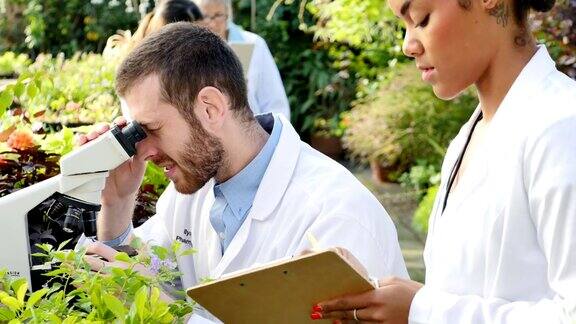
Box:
[186,249,375,323]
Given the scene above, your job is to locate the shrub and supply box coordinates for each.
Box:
[234,0,404,138]
[412,185,438,236]
[21,0,140,56]
[343,63,477,175]
[0,52,31,78]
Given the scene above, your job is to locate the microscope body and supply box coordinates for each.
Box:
[0,122,145,289]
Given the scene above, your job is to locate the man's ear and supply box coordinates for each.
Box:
[195,86,229,131]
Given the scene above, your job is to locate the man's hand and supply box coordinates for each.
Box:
[84,242,177,304]
[76,117,148,241]
[311,277,423,324]
[76,117,148,205]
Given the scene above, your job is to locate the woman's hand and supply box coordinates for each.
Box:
[311,277,423,324]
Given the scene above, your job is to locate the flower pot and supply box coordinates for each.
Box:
[370,160,394,183]
[310,134,343,160]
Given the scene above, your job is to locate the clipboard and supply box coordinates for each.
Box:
[229,42,254,77]
[186,249,375,323]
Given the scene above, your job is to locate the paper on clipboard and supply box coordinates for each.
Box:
[186,249,375,324]
[229,42,254,77]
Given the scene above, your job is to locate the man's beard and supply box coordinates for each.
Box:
[156,123,225,195]
[176,130,224,194]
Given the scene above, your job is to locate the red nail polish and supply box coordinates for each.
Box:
[312,304,323,312]
[310,312,323,320]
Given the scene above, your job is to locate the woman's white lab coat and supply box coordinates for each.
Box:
[131,114,408,322]
[409,46,576,324]
[228,24,291,119]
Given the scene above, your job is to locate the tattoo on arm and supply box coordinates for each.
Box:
[488,2,509,28]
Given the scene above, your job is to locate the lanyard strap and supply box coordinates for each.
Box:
[441,112,484,214]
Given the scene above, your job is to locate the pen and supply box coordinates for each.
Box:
[306,232,320,251]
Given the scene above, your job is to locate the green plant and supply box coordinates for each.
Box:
[412,185,438,235]
[343,63,477,174]
[22,0,140,56]
[234,0,396,138]
[398,161,440,192]
[0,239,194,322]
[0,52,31,78]
[0,53,120,125]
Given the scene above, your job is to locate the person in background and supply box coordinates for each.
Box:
[104,0,203,61]
[193,0,291,119]
[310,0,576,323]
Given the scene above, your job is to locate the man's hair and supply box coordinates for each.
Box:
[116,22,251,121]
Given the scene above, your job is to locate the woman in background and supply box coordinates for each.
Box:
[104,0,203,61]
[192,0,291,119]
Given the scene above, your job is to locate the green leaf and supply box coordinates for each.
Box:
[13,82,25,97]
[150,287,160,305]
[102,293,126,319]
[114,252,132,264]
[57,239,72,252]
[0,308,15,320]
[10,278,27,295]
[16,281,27,304]
[134,286,148,320]
[8,318,21,324]
[44,268,67,277]
[171,241,182,256]
[1,296,23,312]
[151,246,168,261]
[129,236,143,250]
[53,251,67,261]
[36,243,53,253]
[179,248,197,257]
[48,314,62,323]
[26,83,38,98]
[26,288,48,309]
[0,89,14,115]
[110,267,125,277]
[61,316,77,324]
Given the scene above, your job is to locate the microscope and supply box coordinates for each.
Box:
[0,122,146,290]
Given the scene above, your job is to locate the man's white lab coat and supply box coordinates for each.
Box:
[129,114,407,321]
[409,46,576,324]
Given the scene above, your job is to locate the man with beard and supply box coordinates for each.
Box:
[80,23,408,322]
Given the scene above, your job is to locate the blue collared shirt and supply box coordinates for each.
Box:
[227,22,245,42]
[209,114,282,252]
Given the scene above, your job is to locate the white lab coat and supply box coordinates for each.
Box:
[128,114,407,322]
[228,25,291,119]
[409,46,576,324]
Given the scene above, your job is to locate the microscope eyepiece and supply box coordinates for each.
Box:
[111,121,147,157]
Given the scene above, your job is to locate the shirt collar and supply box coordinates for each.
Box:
[227,22,245,42]
[214,114,282,220]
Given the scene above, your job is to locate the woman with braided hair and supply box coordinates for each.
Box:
[310,0,576,323]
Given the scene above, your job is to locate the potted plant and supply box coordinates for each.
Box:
[309,113,348,160]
